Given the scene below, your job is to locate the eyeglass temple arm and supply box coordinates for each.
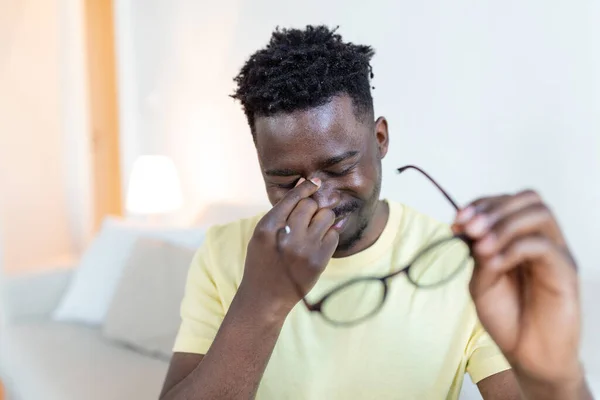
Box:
[397,165,461,211]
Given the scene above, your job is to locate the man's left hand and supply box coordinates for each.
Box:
[453,190,591,398]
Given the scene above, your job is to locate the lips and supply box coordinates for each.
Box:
[332,213,350,232]
[331,201,360,233]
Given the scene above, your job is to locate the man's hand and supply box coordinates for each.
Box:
[453,190,592,399]
[161,177,338,400]
[239,177,339,317]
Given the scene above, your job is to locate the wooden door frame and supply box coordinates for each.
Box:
[84,0,123,230]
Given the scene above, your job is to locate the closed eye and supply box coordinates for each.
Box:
[274,178,300,189]
[326,163,358,177]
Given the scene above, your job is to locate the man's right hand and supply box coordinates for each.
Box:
[160,177,338,400]
[238,177,339,317]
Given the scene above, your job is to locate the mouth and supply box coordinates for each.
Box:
[332,213,351,232]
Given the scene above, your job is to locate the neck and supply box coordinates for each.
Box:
[333,199,389,258]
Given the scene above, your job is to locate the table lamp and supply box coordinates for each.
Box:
[125,155,183,222]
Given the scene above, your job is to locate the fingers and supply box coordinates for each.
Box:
[308,207,336,240]
[456,190,545,240]
[469,190,539,217]
[458,190,578,300]
[283,202,336,245]
[321,229,340,257]
[287,198,319,230]
[268,178,321,223]
[489,236,569,275]
[454,190,569,259]
[473,203,565,258]
[470,236,577,300]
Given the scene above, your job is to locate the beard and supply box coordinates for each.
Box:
[334,177,382,253]
[336,217,369,252]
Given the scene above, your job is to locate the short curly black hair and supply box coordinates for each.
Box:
[231,25,375,138]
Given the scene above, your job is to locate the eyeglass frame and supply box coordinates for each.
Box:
[286,165,474,327]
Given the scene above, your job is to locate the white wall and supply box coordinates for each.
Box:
[0,0,91,274]
[60,0,94,251]
[114,0,599,277]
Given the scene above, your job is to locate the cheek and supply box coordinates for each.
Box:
[266,187,285,206]
[349,165,379,196]
[262,173,285,205]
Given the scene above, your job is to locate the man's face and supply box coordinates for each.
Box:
[254,94,389,256]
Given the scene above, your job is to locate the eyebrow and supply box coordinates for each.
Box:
[265,150,359,177]
[320,150,359,169]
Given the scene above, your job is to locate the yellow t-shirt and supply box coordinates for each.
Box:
[174,200,510,399]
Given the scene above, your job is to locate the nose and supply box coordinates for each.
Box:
[310,179,341,210]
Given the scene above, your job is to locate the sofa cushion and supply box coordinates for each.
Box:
[1,269,72,323]
[53,217,205,325]
[0,320,168,400]
[103,238,195,360]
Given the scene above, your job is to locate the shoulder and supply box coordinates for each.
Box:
[204,211,266,249]
[389,200,453,247]
[194,211,267,281]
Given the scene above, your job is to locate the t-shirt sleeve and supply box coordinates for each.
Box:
[465,320,512,384]
[172,230,225,355]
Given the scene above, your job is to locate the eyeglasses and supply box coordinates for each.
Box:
[289,165,473,327]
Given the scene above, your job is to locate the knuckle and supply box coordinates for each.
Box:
[520,201,554,225]
[254,227,269,240]
[292,181,315,197]
[491,215,510,232]
[470,197,487,208]
[533,203,552,218]
[284,190,302,204]
[472,195,504,212]
[518,189,542,203]
[512,236,550,256]
[254,220,274,238]
[299,197,318,212]
[531,235,551,249]
[532,237,557,257]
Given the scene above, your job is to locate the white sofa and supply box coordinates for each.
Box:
[0,267,161,399]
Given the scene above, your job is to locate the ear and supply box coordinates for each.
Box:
[374,117,389,159]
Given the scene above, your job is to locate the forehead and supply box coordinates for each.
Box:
[254,96,369,165]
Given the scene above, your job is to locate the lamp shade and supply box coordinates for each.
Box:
[126,155,183,214]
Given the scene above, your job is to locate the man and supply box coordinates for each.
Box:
[160,26,592,399]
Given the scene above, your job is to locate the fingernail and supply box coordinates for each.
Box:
[295,178,306,188]
[310,177,321,188]
[456,206,475,224]
[466,215,488,237]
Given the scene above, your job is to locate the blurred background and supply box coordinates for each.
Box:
[0,0,598,399]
